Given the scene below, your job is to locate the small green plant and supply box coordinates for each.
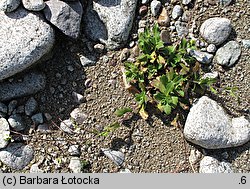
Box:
[98,122,121,137]
[4,134,12,142]
[123,24,217,119]
[115,107,132,117]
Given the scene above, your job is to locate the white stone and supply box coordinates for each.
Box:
[22,0,45,11]
[0,0,20,12]
[0,118,10,149]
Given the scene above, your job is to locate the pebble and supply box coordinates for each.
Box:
[206,44,217,53]
[202,72,219,79]
[160,30,172,44]
[68,157,82,173]
[8,114,26,131]
[22,0,45,11]
[182,0,192,5]
[172,5,183,20]
[139,5,148,16]
[199,156,233,173]
[68,145,81,156]
[93,43,105,53]
[80,55,96,67]
[242,39,250,49]
[8,100,18,115]
[37,124,50,133]
[31,113,44,125]
[70,108,87,124]
[189,150,202,164]
[200,17,232,46]
[120,48,130,62]
[215,41,241,67]
[72,92,84,104]
[25,97,38,116]
[184,96,250,149]
[141,0,150,4]
[219,0,233,6]
[30,164,44,173]
[0,118,10,149]
[0,0,21,12]
[175,21,189,37]
[188,49,213,64]
[101,148,125,166]
[119,168,132,173]
[150,0,162,17]
[60,119,74,134]
[44,113,52,121]
[0,143,34,170]
[157,7,170,26]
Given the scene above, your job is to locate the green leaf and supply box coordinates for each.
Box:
[115,107,132,117]
[163,104,172,115]
[171,96,179,106]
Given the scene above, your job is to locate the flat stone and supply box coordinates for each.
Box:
[25,97,38,116]
[60,119,74,134]
[215,41,241,67]
[84,0,138,50]
[0,0,21,12]
[43,0,83,38]
[0,72,46,102]
[22,0,45,11]
[0,143,34,170]
[68,157,82,173]
[184,96,250,149]
[200,17,232,46]
[199,156,233,173]
[101,148,125,166]
[37,124,50,133]
[8,114,26,131]
[0,7,54,81]
[188,49,213,64]
[160,30,172,44]
[79,55,96,67]
[0,118,10,149]
[202,72,219,79]
[150,0,161,17]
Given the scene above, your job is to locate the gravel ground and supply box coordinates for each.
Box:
[1,0,249,173]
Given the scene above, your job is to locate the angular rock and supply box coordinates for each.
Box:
[30,164,44,173]
[8,114,26,131]
[160,30,172,44]
[70,108,87,124]
[43,0,83,38]
[101,148,125,166]
[199,156,233,173]
[157,7,170,26]
[0,0,20,12]
[25,97,38,116]
[0,102,8,115]
[22,0,45,11]
[184,96,250,149]
[37,124,50,133]
[31,113,44,125]
[188,49,213,64]
[202,72,219,80]
[72,92,84,104]
[0,8,55,81]
[200,17,232,46]
[0,143,34,170]
[68,157,82,173]
[150,0,161,17]
[84,0,138,50]
[68,145,80,156]
[0,118,10,149]
[7,100,17,115]
[182,0,192,5]
[80,55,96,67]
[172,5,183,20]
[218,0,232,6]
[215,41,241,67]
[60,119,74,134]
[0,72,46,102]
[189,149,202,164]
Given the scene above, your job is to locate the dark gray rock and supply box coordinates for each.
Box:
[160,30,172,44]
[188,49,213,64]
[25,97,38,116]
[200,17,232,46]
[37,124,50,133]
[0,7,55,81]
[199,156,233,173]
[7,100,18,115]
[43,0,83,38]
[0,118,10,149]
[0,0,21,12]
[84,0,138,50]
[0,102,8,115]
[8,114,26,131]
[215,41,241,67]
[0,143,34,170]
[22,0,45,11]
[0,72,46,102]
[184,96,250,149]
[31,113,44,125]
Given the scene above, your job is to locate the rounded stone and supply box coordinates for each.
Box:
[0,0,21,12]
[22,0,45,11]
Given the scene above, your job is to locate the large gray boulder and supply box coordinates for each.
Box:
[83,0,138,50]
[184,96,250,149]
[0,0,21,12]
[43,0,83,39]
[0,7,54,81]
[215,41,241,67]
[200,17,232,46]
